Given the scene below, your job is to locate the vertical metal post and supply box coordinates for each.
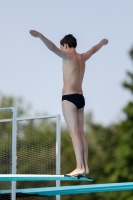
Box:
[56,115,61,200]
[11,107,17,200]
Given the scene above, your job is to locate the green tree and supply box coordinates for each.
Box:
[0,92,31,117]
[109,47,133,200]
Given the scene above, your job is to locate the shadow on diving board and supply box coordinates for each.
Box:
[1,182,133,196]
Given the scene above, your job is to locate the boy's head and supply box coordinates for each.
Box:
[60,34,77,49]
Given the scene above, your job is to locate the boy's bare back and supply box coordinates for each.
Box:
[62,52,85,95]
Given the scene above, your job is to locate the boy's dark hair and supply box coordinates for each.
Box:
[60,34,77,48]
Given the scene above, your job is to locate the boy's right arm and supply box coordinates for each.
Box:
[82,39,108,61]
[29,30,71,59]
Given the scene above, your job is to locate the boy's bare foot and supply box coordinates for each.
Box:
[65,167,89,177]
[65,168,86,176]
[80,168,89,177]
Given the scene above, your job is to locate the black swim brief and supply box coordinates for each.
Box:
[62,93,85,109]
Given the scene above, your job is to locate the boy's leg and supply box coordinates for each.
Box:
[77,108,89,174]
[62,100,85,176]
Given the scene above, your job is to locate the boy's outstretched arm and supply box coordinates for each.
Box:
[82,39,108,61]
[29,30,71,59]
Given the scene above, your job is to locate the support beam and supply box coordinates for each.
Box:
[0,182,133,196]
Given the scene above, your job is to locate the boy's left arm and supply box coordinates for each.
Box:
[82,39,108,62]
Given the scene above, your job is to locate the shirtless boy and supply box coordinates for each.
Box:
[30,30,108,176]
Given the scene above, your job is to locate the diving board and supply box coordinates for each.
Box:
[0,174,93,182]
[0,182,133,196]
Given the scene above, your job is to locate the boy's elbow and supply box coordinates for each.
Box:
[46,43,54,51]
[49,43,55,51]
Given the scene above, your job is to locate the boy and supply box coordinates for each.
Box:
[30,30,108,176]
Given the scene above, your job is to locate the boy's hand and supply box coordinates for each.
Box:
[100,39,108,45]
[29,30,41,38]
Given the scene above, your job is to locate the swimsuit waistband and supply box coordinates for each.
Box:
[62,93,83,96]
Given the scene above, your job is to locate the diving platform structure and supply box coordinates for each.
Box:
[0,174,133,197]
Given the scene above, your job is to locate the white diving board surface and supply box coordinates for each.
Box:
[0,174,93,182]
[0,182,133,196]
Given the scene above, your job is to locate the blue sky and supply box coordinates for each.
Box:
[0,1,133,126]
